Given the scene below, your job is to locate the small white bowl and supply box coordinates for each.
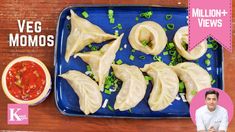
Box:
[2,56,51,106]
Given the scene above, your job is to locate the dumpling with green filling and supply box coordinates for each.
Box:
[59,70,102,115]
[65,9,116,62]
[141,62,179,111]
[173,26,207,60]
[112,64,147,111]
[172,62,211,103]
[74,34,124,91]
[128,21,167,55]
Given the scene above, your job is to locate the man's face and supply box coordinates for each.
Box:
[205,94,218,111]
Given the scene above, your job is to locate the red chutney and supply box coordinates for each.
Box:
[6,61,46,101]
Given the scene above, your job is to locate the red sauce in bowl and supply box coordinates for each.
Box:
[6,61,46,101]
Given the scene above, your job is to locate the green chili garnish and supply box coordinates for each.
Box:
[119,47,123,51]
[131,49,136,53]
[113,23,122,29]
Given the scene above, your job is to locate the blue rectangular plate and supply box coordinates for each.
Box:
[54,5,223,118]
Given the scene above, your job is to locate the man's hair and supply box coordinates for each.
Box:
[205,89,219,99]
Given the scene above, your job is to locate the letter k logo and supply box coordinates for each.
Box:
[7,104,28,125]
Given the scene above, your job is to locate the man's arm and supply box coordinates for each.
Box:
[196,110,206,132]
[218,109,229,132]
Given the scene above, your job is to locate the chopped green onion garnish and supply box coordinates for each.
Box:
[163,51,168,55]
[139,56,146,60]
[131,49,136,53]
[104,89,111,95]
[129,55,135,61]
[191,89,197,95]
[163,28,167,32]
[110,18,115,24]
[139,11,153,19]
[91,46,98,51]
[167,23,175,30]
[88,44,92,48]
[116,59,123,65]
[165,14,172,20]
[169,50,176,56]
[211,79,216,85]
[144,76,153,85]
[81,11,89,18]
[205,59,211,66]
[168,42,175,49]
[113,23,122,30]
[128,108,132,113]
[108,9,114,16]
[206,53,212,59]
[208,44,213,48]
[135,17,139,21]
[86,65,91,71]
[141,40,149,46]
[153,55,162,62]
[179,82,185,93]
[212,43,218,50]
[119,47,123,51]
[107,104,114,111]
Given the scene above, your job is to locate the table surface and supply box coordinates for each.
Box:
[0,0,234,131]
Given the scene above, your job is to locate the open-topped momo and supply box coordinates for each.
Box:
[59,70,102,115]
[65,10,116,62]
[74,34,124,91]
[112,64,147,111]
[128,21,167,55]
[141,62,179,111]
[172,62,211,103]
[173,26,207,60]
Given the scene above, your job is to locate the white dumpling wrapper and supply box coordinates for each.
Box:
[65,10,116,62]
[74,34,124,91]
[128,21,167,55]
[141,62,179,111]
[173,26,207,60]
[59,70,102,115]
[172,62,211,103]
[112,64,147,111]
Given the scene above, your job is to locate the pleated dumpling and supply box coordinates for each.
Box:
[74,34,124,91]
[65,10,116,62]
[141,62,179,111]
[112,64,147,111]
[172,62,211,103]
[128,21,167,55]
[174,26,207,60]
[59,70,102,115]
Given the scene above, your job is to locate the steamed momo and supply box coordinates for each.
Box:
[74,34,124,91]
[141,62,179,111]
[65,10,116,62]
[59,70,102,115]
[172,62,211,103]
[128,21,167,55]
[112,64,147,111]
[173,26,207,60]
